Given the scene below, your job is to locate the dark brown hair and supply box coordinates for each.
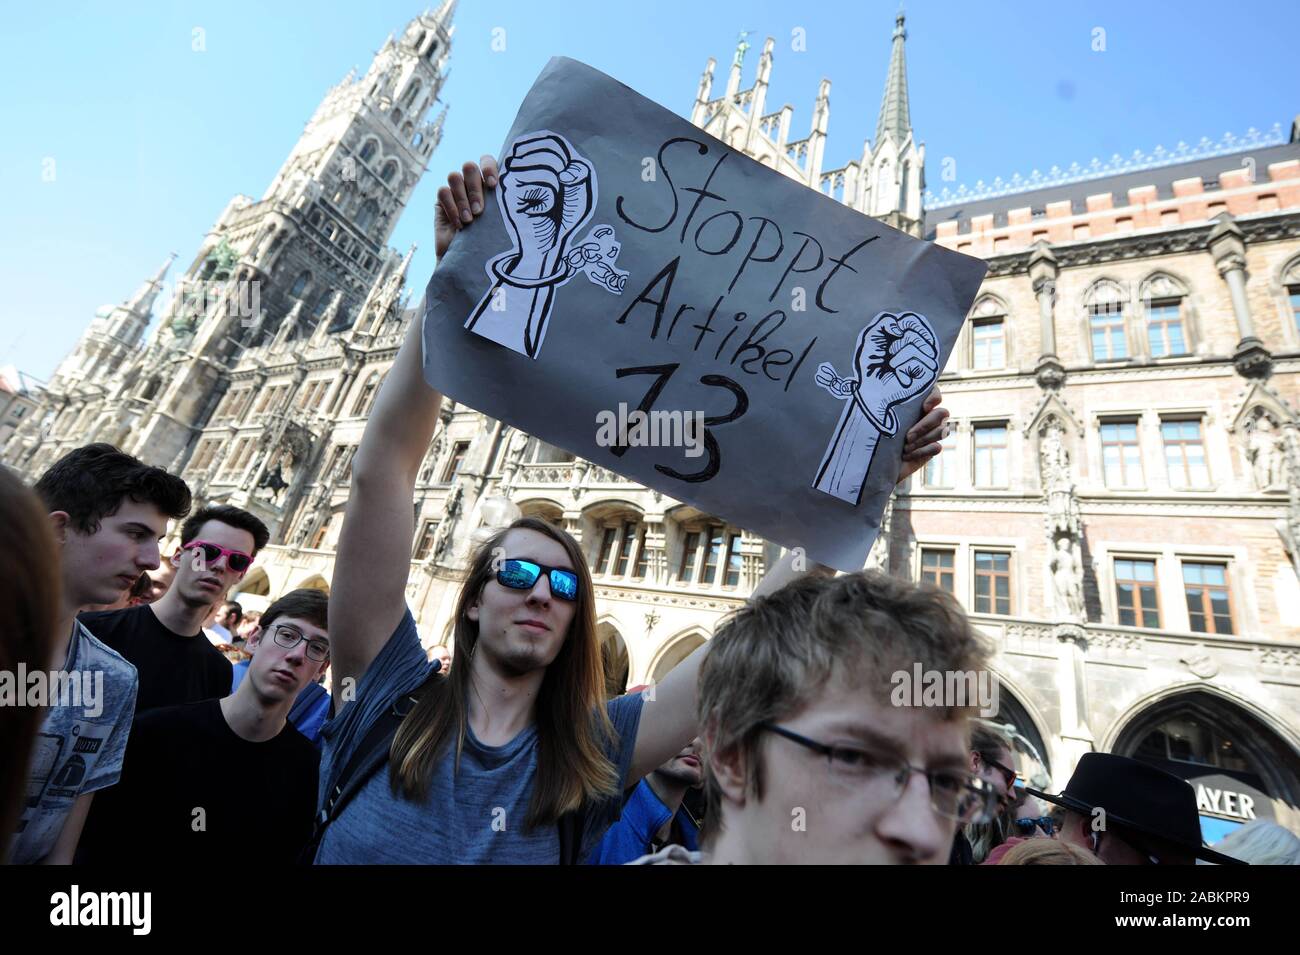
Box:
[34,443,190,534]
[260,589,328,632]
[179,503,270,555]
[389,517,619,828]
[0,466,62,860]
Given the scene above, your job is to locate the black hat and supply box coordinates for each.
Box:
[1025,753,1244,865]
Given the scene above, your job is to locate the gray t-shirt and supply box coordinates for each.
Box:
[8,621,138,864]
[316,610,643,864]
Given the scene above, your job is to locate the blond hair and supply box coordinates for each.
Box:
[697,570,991,843]
[998,838,1104,865]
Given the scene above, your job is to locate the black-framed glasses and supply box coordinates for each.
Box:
[269,624,330,662]
[761,724,1000,825]
[496,559,579,602]
[1013,816,1056,836]
[980,752,1018,791]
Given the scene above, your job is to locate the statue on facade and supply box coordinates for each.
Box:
[1247,413,1285,490]
[1049,536,1086,622]
[866,495,892,572]
[431,484,464,562]
[1040,417,1081,539]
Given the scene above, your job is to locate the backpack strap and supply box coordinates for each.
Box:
[299,670,439,864]
[556,808,585,866]
[300,663,589,865]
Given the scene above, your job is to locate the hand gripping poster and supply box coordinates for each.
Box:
[423,57,987,571]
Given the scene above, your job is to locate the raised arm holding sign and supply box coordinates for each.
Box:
[320,138,950,862]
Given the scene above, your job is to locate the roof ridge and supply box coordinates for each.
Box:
[925,123,1288,209]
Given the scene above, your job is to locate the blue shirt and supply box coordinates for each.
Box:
[315,610,643,864]
[588,778,700,865]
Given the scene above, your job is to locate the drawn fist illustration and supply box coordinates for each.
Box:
[499,134,594,267]
[851,311,939,435]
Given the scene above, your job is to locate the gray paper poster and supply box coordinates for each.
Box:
[422,57,987,570]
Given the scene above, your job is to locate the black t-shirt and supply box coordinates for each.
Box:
[76,699,319,864]
[79,604,233,713]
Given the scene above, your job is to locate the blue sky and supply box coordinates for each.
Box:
[3,0,1296,380]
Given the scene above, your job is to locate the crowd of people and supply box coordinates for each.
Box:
[3,154,1297,867]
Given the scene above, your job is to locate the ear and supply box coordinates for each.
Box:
[245,625,263,651]
[170,548,183,568]
[466,601,480,623]
[48,511,70,545]
[704,723,749,810]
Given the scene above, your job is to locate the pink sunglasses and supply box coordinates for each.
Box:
[181,539,253,575]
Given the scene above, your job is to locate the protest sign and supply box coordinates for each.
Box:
[422,57,987,570]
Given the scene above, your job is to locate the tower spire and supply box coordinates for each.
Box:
[126,252,177,315]
[874,10,912,147]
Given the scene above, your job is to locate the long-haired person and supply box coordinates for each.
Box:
[0,468,62,862]
[313,156,950,863]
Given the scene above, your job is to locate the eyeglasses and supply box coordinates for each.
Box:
[980,752,1018,792]
[269,624,330,662]
[762,724,1001,825]
[183,539,253,575]
[495,559,579,602]
[1013,816,1056,836]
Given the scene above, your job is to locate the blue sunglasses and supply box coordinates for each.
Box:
[496,559,580,602]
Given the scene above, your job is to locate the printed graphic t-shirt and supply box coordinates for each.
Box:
[80,604,233,713]
[7,621,137,864]
[315,610,644,864]
[76,698,319,864]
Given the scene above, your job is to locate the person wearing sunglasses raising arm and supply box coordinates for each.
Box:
[311,156,952,864]
[81,503,270,714]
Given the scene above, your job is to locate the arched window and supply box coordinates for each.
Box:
[412,132,424,148]
[876,159,893,210]
[352,372,382,417]
[1083,280,1129,362]
[968,295,1009,370]
[402,82,422,107]
[355,199,379,232]
[589,510,648,580]
[1276,256,1300,345]
[425,40,439,62]
[900,161,911,211]
[289,271,310,298]
[380,161,399,185]
[1139,272,1192,358]
[359,139,377,163]
[312,292,332,318]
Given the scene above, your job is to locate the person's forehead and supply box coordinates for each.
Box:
[192,520,256,552]
[789,683,970,767]
[273,616,328,643]
[110,500,170,536]
[501,528,571,568]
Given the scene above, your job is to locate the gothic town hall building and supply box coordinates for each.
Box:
[6,10,1300,839]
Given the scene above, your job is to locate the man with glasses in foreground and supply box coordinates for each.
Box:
[82,503,269,713]
[77,590,328,864]
[634,571,1000,864]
